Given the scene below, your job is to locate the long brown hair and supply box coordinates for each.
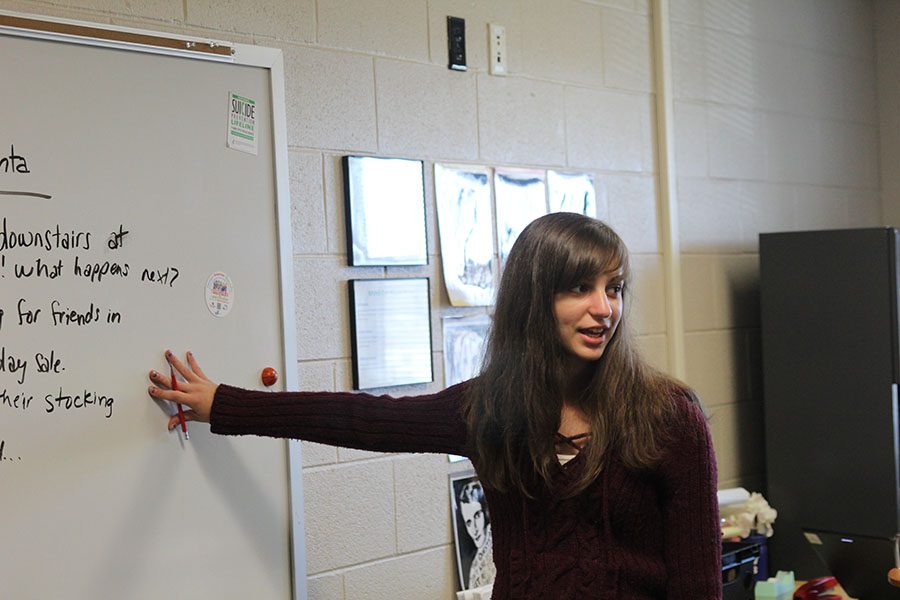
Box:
[464,213,682,497]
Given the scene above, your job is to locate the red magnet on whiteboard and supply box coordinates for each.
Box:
[261,367,278,387]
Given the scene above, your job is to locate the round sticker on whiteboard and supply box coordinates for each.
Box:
[206,271,234,318]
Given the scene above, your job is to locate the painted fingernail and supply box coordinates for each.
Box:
[150,370,157,378]
[148,386,156,395]
[165,350,172,358]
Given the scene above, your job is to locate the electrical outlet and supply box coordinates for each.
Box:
[489,23,507,76]
[447,16,467,71]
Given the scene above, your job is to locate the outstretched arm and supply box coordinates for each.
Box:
[148,350,218,430]
[147,349,470,456]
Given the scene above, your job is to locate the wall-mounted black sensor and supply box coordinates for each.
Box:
[447,16,467,71]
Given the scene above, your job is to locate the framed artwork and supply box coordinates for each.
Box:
[547,170,596,217]
[443,313,490,463]
[493,168,547,270]
[434,163,496,307]
[442,314,490,388]
[450,473,496,591]
[343,155,427,266]
[349,278,433,390]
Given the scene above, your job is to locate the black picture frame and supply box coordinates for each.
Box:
[343,155,428,266]
[348,278,434,390]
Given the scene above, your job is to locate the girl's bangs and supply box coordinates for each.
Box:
[558,231,629,290]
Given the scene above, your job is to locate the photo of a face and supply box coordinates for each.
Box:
[450,474,496,590]
[460,492,487,548]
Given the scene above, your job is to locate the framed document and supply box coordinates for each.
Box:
[349,278,434,389]
[343,155,428,266]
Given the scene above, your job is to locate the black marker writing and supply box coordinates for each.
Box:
[45,387,114,419]
[17,298,41,325]
[0,439,16,462]
[0,145,29,173]
[50,300,100,327]
[72,256,129,283]
[1,388,33,411]
[107,225,130,250]
[34,350,63,374]
[0,439,20,462]
[13,257,64,279]
[0,347,28,385]
[0,439,18,462]
[0,190,52,199]
[0,348,66,386]
[0,218,91,252]
[140,266,179,287]
[15,298,121,328]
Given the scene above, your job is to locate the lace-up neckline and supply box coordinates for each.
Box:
[555,431,591,450]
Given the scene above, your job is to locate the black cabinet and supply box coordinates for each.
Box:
[759,228,900,577]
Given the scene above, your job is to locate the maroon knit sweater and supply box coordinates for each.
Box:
[211,381,722,599]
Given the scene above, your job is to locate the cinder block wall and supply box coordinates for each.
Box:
[1,1,881,598]
[877,0,900,227]
[671,0,881,494]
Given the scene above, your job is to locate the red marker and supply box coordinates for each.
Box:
[170,364,189,440]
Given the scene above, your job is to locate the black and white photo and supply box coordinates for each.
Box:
[450,473,496,590]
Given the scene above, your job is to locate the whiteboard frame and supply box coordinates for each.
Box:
[0,11,306,600]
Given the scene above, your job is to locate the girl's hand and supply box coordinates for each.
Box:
[148,350,218,431]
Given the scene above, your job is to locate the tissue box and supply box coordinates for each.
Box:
[723,541,762,600]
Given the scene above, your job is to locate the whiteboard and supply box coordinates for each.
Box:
[0,13,304,600]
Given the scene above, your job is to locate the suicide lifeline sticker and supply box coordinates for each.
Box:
[206,271,234,318]
[227,91,258,155]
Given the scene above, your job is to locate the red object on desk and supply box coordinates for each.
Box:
[794,576,840,600]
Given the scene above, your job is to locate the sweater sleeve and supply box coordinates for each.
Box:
[659,393,722,599]
[209,381,470,456]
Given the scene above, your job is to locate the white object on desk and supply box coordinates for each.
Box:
[457,583,494,600]
[718,487,751,506]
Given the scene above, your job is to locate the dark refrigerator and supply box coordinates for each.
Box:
[759,228,900,578]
